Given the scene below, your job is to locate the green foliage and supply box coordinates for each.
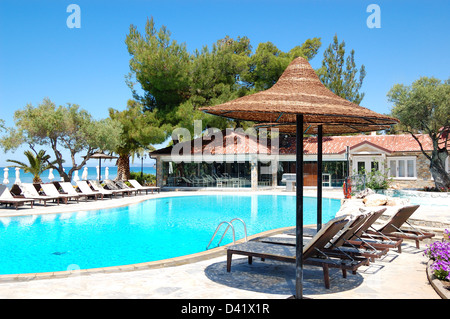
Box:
[242,38,321,91]
[388,77,449,135]
[109,99,168,155]
[125,17,322,136]
[352,163,392,190]
[317,34,366,105]
[108,99,169,180]
[364,168,392,190]
[388,76,450,190]
[125,17,191,115]
[7,149,57,183]
[129,171,156,186]
[0,98,122,182]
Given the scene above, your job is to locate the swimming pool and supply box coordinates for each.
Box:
[0,194,341,275]
[379,189,450,207]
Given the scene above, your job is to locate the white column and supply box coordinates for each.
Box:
[251,155,258,191]
[271,159,278,188]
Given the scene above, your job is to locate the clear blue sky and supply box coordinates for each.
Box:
[0,0,449,166]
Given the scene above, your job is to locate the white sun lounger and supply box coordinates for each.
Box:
[0,185,35,210]
[59,182,92,202]
[75,181,103,200]
[41,183,79,204]
[128,179,160,194]
[88,180,119,198]
[103,180,134,196]
[20,183,61,206]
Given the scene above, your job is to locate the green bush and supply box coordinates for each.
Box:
[365,168,392,190]
[352,166,392,190]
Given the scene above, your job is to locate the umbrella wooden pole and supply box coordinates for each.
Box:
[295,114,304,299]
[317,125,323,231]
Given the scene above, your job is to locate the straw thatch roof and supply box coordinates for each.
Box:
[88,153,118,160]
[200,57,399,129]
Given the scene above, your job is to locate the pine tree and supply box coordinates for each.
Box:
[317,34,366,105]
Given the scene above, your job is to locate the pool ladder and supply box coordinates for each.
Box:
[206,218,247,250]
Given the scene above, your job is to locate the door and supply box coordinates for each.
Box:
[353,156,383,175]
[303,162,318,186]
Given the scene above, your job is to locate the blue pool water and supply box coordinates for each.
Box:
[0,194,341,275]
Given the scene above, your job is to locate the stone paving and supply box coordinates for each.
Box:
[0,242,438,299]
[0,189,446,299]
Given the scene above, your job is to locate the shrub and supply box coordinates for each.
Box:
[353,167,392,190]
[422,186,448,192]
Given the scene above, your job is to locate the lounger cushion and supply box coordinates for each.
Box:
[0,185,14,199]
[303,215,348,253]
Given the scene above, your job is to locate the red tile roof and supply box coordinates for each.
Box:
[151,131,440,156]
[282,134,435,155]
[151,130,273,156]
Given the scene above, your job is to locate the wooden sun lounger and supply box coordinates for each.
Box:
[328,210,389,261]
[343,208,400,255]
[364,205,434,249]
[226,215,369,289]
[262,211,389,262]
[226,242,368,289]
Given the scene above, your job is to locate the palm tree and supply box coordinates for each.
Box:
[7,150,58,183]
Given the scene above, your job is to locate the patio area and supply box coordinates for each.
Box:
[0,240,438,299]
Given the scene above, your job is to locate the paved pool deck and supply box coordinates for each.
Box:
[0,188,447,299]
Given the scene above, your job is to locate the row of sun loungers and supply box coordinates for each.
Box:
[226,204,435,289]
[0,179,160,209]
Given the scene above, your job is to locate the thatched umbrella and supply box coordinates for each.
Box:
[200,56,399,299]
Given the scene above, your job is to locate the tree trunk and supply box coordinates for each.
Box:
[409,132,450,192]
[430,148,450,191]
[116,154,131,181]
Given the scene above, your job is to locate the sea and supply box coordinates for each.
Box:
[0,166,156,189]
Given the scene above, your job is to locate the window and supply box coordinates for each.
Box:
[357,162,365,174]
[352,156,383,175]
[388,157,416,179]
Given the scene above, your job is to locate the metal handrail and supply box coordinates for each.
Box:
[206,221,235,250]
[233,218,247,242]
[206,218,248,250]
